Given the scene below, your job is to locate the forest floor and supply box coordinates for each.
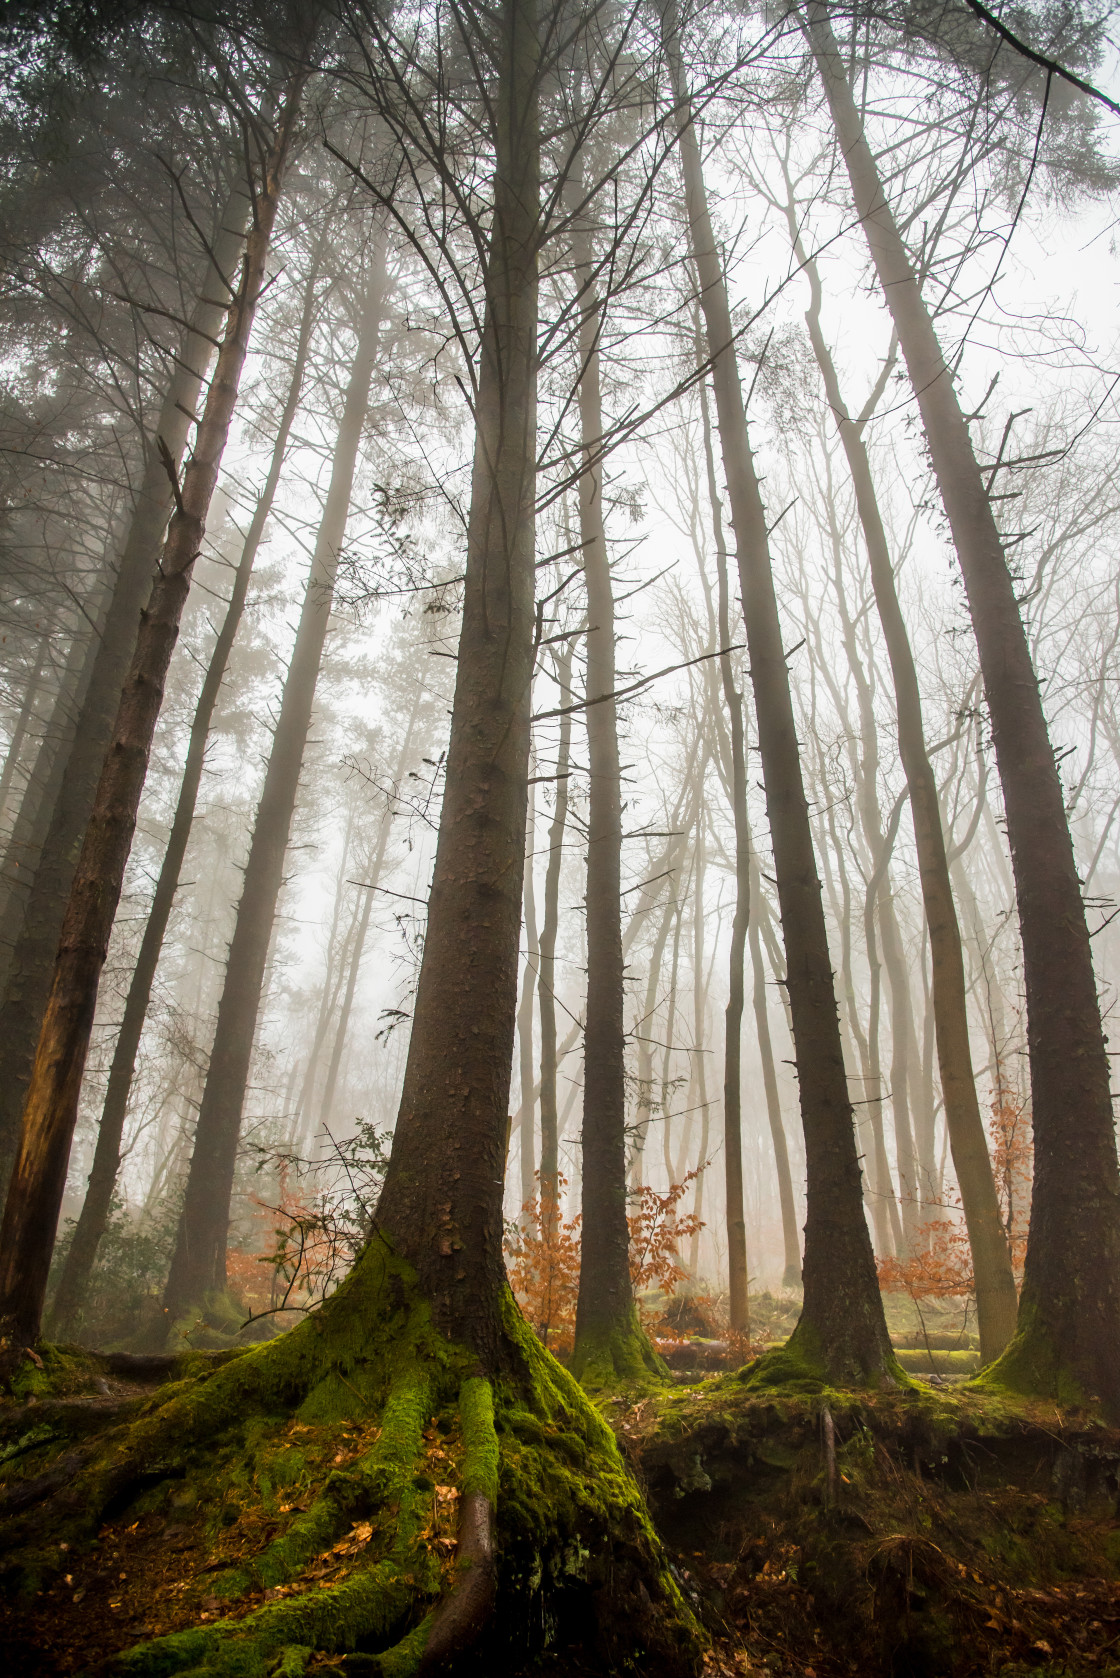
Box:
[1,1299,1118,1677]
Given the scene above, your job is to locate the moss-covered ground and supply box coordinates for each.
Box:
[5,1286,1120,1677]
[0,1251,702,1677]
[617,1363,1120,1676]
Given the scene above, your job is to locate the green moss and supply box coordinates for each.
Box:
[458,1376,498,1505]
[6,1256,703,1677]
[976,1301,1093,1412]
[568,1305,669,1395]
[895,1348,979,1374]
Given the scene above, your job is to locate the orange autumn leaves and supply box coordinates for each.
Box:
[506,1172,703,1355]
[877,1084,1032,1303]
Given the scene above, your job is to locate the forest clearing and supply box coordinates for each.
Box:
[2,0,1120,1672]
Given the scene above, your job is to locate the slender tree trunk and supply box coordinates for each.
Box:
[789,215,1017,1355]
[372,0,541,1372]
[538,643,572,1221]
[809,3,1087,1386]
[630,891,676,1189]
[46,260,321,1340]
[696,378,751,1330]
[0,182,252,1205]
[162,237,389,1324]
[748,856,802,1287]
[0,88,298,1357]
[665,2,894,1380]
[319,700,423,1137]
[0,630,49,826]
[295,819,361,1134]
[687,830,712,1285]
[572,201,659,1383]
[515,785,539,1210]
[0,608,103,976]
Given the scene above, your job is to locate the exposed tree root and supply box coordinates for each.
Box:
[0,1246,702,1676]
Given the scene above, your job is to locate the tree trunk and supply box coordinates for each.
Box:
[0,87,298,1357]
[664,0,895,1382]
[571,203,659,1384]
[788,211,1017,1357]
[0,178,252,1206]
[371,0,541,1374]
[162,236,389,1325]
[514,785,539,1211]
[807,1,1106,1397]
[538,642,572,1220]
[46,254,321,1342]
[698,376,750,1331]
[318,698,424,1138]
[0,602,105,981]
[748,855,802,1288]
[0,629,49,827]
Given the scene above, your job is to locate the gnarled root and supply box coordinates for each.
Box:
[0,1249,702,1676]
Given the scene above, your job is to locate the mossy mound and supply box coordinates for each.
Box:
[616,1369,1120,1676]
[0,1244,703,1677]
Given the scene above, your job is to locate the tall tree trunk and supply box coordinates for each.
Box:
[318,697,423,1138]
[46,257,321,1341]
[807,2,1098,1393]
[0,603,104,976]
[515,784,539,1210]
[0,179,252,1206]
[371,0,541,1373]
[571,203,660,1384]
[687,828,712,1284]
[748,855,802,1288]
[162,237,389,1325]
[630,891,676,1189]
[294,803,360,1133]
[698,376,750,1331]
[0,629,49,827]
[0,88,299,1358]
[537,642,572,1221]
[788,208,1017,1357]
[664,1,894,1381]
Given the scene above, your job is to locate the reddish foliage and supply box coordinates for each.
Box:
[226,1175,332,1318]
[505,1172,705,1356]
[876,1081,1033,1301]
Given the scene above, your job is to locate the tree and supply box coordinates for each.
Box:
[662,0,896,1383]
[805,0,1120,1415]
[0,178,252,1205]
[46,246,326,1342]
[162,236,390,1329]
[0,67,303,1360]
[569,174,663,1386]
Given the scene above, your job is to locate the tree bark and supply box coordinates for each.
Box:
[0,86,299,1356]
[790,222,1017,1357]
[162,235,389,1325]
[0,630,50,828]
[538,642,572,1220]
[571,197,658,1382]
[0,178,252,1207]
[514,785,539,1210]
[748,855,802,1288]
[807,1,1108,1398]
[698,376,750,1330]
[46,254,321,1342]
[664,0,895,1381]
[371,0,541,1373]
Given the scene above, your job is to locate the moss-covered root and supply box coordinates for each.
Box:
[569,1305,669,1396]
[96,1372,497,1678]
